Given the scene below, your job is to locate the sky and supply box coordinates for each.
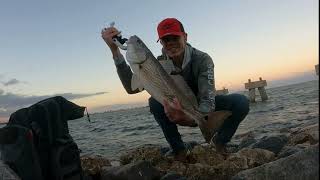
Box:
[0,0,319,121]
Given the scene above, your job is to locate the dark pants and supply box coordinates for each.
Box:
[148,94,249,154]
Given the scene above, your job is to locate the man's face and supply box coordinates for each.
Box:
[160,34,187,59]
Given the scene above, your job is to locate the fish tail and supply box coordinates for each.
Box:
[199,110,232,143]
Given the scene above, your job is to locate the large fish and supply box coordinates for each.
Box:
[125,35,232,143]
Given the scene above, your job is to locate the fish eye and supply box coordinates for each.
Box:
[137,39,142,44]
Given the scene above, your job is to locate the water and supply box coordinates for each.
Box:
[1,81,318,161]
[67,80,318,160]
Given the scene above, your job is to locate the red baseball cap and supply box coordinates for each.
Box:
[157,18,185,42]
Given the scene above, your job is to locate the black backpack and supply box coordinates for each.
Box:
[0,96,86,180]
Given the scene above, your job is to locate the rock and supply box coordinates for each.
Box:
[228,148,275,169]
[184,163,217,180]
[159,161,188,177]
[279,127,290,134]
[160,147,171,155]
[251,135,288,154]
[158,147,275,180]
[80,155,111,177]
[110,160,121,167]
[101,160,161,180]
[234,131,255,140]
[0,160,21,180]
[226,143,240,153]
[232,144,319,180]
[288,123,319,146]
[238,135,257,150]
[190,145,224,166]
[116,144,277,180]
[224,154,249,170]
[119,144,164,165]
[276,145,304,159]
[160,172,187,180]
[83,174,93,180]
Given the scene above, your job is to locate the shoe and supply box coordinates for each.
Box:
[164,149,174,158]
[164,149,190,162]
[174,149,189,162]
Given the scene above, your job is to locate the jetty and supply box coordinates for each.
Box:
[245,77,268,103]
[216,87,229,95]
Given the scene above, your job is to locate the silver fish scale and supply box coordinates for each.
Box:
[137,47,205,125]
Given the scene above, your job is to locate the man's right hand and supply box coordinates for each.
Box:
[101,27,121,58]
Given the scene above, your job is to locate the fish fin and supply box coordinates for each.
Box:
[131,73,144,91]
[199,110,232,143]
[159,60,175,74]
[170,74,198,107]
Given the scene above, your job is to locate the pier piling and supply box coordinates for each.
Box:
[245,77,268,102]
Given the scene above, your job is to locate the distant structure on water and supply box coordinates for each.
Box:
[315,64,319,76]
[216,87,229,95]
[245,77,268,103]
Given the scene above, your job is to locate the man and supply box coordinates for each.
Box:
[101,18,249,159]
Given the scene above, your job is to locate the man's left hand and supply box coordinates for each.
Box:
[163,98,196,127]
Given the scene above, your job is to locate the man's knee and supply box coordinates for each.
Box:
[232,94,250,115]
[148,97,164,114]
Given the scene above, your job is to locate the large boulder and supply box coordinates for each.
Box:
[251,135,288,155]
[276,145,304,159]
[287,124,319,146]
[228,148,275,169]
[155,147,275,180]
[190,145,225,166]
[80,155,111,178]
[160,172,187,180]
[237,132,257,150]
[117,143,278,180]
[232,144,319,180]
[101,160,161,180]
[119,144,164,165]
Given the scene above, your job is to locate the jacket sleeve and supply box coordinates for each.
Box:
[113,54,141,94]
[196,53,216,113]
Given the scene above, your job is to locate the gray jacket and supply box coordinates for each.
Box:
[113,44,216,113]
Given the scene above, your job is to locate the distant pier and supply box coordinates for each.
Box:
[216,87,229,95]
[245,77,268,103]
[315,64,319,75]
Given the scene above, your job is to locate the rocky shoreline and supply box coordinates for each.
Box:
[1,121,318,180]
[80,121,319,180]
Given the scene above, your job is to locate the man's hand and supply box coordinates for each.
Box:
[101,27,121,58]
[163,98,196,127]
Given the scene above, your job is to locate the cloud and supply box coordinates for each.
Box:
[3,78,20,86]
[55,92,107,99]
[0,91,107,119]
[267,70,318,88]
